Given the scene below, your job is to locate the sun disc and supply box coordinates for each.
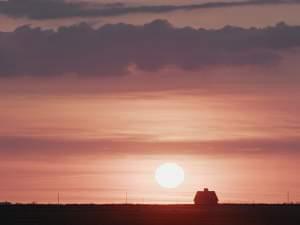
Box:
[155,162,185,189]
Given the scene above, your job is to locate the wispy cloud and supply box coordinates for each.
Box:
[1,135,300,159]
[0,0,300,20]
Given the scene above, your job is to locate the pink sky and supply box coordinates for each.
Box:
[1,65,300,203]
[0,0,300,204]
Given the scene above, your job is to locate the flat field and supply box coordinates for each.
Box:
[1,204,299,225]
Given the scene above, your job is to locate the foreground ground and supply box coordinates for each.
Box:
[0,204,299,225]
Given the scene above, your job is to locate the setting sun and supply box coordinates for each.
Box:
[155,163,185,189]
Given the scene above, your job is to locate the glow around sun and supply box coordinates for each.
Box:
[155,163,185,189]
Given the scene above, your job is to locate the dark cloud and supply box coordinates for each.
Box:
[0,0,300,20]
[0,20,300,77]
[0,0,126,19]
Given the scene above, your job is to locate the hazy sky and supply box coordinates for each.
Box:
[0,0,300,204]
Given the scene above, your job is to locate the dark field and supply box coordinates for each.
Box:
[1,204,300,225]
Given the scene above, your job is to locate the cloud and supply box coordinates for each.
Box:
[0,0,300,20]
[0,135,300,159]
[0,0,125,20]
[0,20,300,77]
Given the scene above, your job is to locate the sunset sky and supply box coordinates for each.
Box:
[0,0,300,204]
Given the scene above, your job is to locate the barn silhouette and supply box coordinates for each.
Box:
[194,188,219,205]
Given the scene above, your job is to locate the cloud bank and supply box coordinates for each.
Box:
[0,20,300,77]
[0,0,300,20]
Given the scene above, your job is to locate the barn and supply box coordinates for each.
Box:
[194,188,219,205]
